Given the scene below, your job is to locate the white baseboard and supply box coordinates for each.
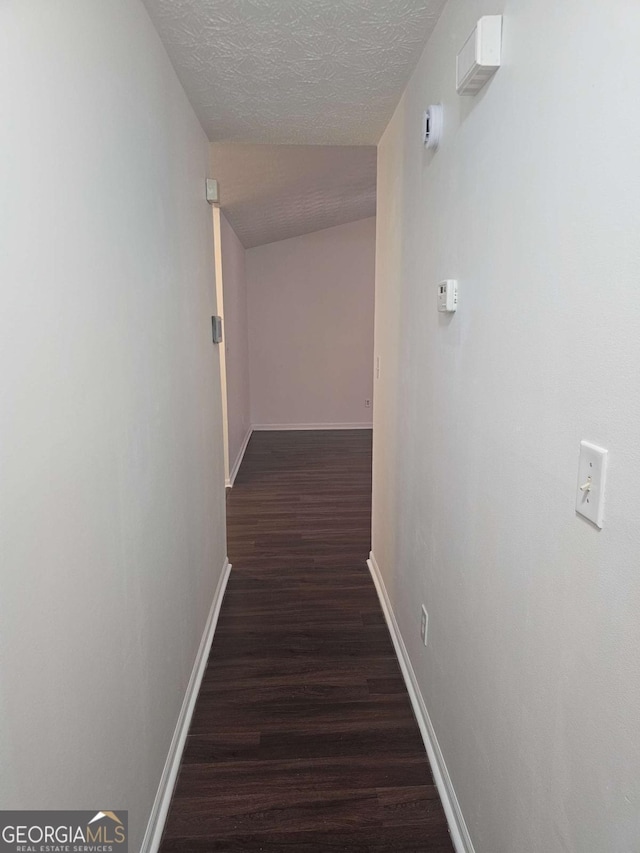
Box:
[251,422,373,431]
[367,552,475,853]
[226,426,253,487]
[140,557,232,853]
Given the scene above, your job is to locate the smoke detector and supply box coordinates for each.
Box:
[423,104,443,150]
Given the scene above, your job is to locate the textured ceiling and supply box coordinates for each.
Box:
[211,143,376,247]
[142,0,446,145]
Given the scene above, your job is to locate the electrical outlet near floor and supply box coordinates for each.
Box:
[420,605,428,646]
[365,399,371,408]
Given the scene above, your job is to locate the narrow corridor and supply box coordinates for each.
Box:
[160,430,453,852]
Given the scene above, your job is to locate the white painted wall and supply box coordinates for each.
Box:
[0,2,226,850]
[246,218,376,428]
[373,1,640,851]
[219,213,251,474]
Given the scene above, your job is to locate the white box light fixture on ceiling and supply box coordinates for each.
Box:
[456,15,502,95]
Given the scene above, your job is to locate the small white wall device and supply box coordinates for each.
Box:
[211,315,223,343]
[456,15,502,95]
[423,104,443,150]
[205,178,219,205]
[437,280,458,313]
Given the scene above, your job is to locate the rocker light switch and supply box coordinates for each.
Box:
[576,441,608,528]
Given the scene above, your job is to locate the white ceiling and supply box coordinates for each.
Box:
[142,0,445,145]
[211,143,376,247]
[143,0,445,245]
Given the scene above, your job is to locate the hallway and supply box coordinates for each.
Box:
[160,430,454,852]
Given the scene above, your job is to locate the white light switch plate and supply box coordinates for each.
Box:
[576,441,608,528]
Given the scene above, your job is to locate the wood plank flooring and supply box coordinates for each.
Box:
[160,430,454,852]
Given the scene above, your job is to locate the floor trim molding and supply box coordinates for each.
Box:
[252,423,373,431]
[140,557,232,853]
[227,426,253,487]
[367,551,475,853]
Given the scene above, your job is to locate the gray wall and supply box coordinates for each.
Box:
[246,218,376,428]
[372,0,640,850]
[0,2,227,849]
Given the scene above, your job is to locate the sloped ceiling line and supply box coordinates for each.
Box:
[211,143,377,248]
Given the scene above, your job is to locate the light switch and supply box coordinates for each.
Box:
[576,441,608,528]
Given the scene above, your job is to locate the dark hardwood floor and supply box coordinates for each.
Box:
[160,429,454,852]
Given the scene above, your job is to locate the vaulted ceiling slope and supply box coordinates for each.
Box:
[211,143,376,248]
[142,0,445,145]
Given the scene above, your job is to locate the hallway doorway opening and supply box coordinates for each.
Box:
[208,144,377,490]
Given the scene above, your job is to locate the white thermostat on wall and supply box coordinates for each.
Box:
[437,280,458,312]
